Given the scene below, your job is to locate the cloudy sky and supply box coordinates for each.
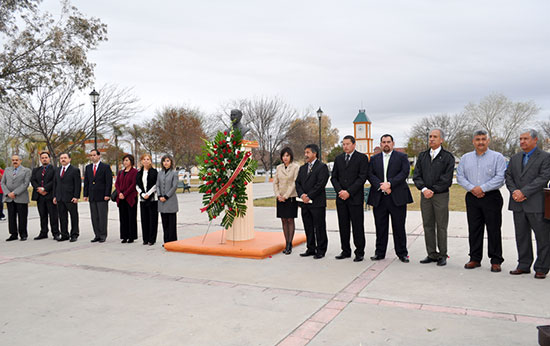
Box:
[46,0,550,146]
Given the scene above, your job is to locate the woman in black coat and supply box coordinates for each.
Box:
[136,154,158,245]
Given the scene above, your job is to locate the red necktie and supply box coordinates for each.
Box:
[93,165,97,177]
[61,167,66,178]
[41,167,46,186]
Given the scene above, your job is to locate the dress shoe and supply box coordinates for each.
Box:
[34,234,48,240]
[57,236,69,242]
[491,264,502,273]
[370,255,385,261]
[335,252,351,260]
[399,256,410,263]
[20,236,28,241]
[300,251,315,257]
[464,261,481,269]
[69,237,77,242]
[128,239,134,243]
[52,235,61,241]
[98,239,106,243]
[91,238,100,243]
[419,256,437,264]
[143,241,148,245]
[121,239,128,243]
[313,254,325,259]
[353,255,364,262]
[6,236,18,241]
[534,272,547,279]
[148,242,155,246]
[509,268,530,275]
[437,258,447,266]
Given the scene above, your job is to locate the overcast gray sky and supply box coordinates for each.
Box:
[47,0,550,146]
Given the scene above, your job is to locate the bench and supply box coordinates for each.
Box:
[177,181,191,193]
[325,187,371,210]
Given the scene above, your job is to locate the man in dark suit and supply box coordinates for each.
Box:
[505,129,550,279]
[53,152,81,242]
[83,149,112,243]
[31,152,60,240]
[331,135,369,261]
[295,144,330,259]
[367,134,413,263]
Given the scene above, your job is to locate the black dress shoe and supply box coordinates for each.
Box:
[91,238,100,243]
[437,258,447,266]
[143,241,148,245]
[353,256,364,262]
[6,236,18,241]
[148,242,155,246]
[58,236,69,242]
[34,234,48,240]
[300,251,315,257]
[69,237,77,242]
[98,239,106,243]
[20,236,28,241]
[335,253,351,260]
[313,254,325,259]
[128,239,134,244]
[52,235,61,241]
[121,239,127,243]
[370,255,385,261]
[399,256,410,263]
[419,256,437,264]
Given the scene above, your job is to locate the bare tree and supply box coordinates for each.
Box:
[464,94,540,156]
[1,83,140,163]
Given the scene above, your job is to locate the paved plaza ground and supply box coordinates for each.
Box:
[1,183,549,345]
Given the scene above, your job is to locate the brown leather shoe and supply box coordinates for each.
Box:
[490,264,501,273]
[509,268,531,275]
[534,272,547,279]
[464,261,481,269]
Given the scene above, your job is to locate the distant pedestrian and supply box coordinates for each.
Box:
[115,154,138,243]
[157,155,179,243]
[273,147,300,254]
[1,155,31,241]
[0,166,5,221]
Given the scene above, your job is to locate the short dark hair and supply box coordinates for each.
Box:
[39,151,50,158]
[161,155,174,170]
[90,149,101,156]
[380,134,394,142]
[343,135,356,144]
[122,154,135,166]
[304,144,319,158]
[59,152,71,158]
[280,147,294,162]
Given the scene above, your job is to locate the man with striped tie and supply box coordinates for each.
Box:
[53,153,81,242]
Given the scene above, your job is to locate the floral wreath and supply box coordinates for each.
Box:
[198,128,257,229]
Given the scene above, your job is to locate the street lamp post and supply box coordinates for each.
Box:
[89,89,100,150]
[317,107,323,161]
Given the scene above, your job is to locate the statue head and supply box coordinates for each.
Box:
[230,109,243,124]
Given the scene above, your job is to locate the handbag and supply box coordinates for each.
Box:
[110,189,118,202]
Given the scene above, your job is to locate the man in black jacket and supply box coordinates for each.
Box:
[31,152,60,240]
[413,129,455,266]
[53,153,81,242]
[83,149,112,243]
[295,144,330,259]
[331,135,369,261]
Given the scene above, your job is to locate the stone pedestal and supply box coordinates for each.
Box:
[226,140,258,241]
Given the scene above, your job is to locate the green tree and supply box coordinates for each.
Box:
[326,145,343,163]
[285,114,339,163]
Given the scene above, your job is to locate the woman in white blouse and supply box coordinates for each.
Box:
[273,147,300,254]
[136,154,158,245]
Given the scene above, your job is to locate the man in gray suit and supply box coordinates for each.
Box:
[1,155,32,241]
[505,129,550,279]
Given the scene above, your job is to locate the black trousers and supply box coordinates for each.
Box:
[465,191,504,264]
[0,193,4,218]
[37,196,59,236]
[161,212,177,243]
[336,201,365,256]
[301,205,328,255]
[119,199,138,240]
[140,201,158,244]
[372,195,408,258]
[7,202,28,238]
[89,201,109,241]
[58,201,79,238]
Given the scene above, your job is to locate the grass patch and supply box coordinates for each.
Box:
[253,184,468,212]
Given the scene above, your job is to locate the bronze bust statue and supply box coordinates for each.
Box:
[228,109,250,137]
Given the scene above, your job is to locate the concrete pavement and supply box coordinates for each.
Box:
[0,183,548,345]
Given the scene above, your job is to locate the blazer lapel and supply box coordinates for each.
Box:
[521,149,539,177]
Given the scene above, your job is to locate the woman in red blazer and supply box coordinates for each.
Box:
[115,154,138,243]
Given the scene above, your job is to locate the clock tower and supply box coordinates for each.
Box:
[353,109,373,158]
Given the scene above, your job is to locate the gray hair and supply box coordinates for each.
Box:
[520,128,538,139]
[473,129,489,139]
[430,128,445,141]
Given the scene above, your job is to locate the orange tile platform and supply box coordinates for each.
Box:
[164,231,307,259]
